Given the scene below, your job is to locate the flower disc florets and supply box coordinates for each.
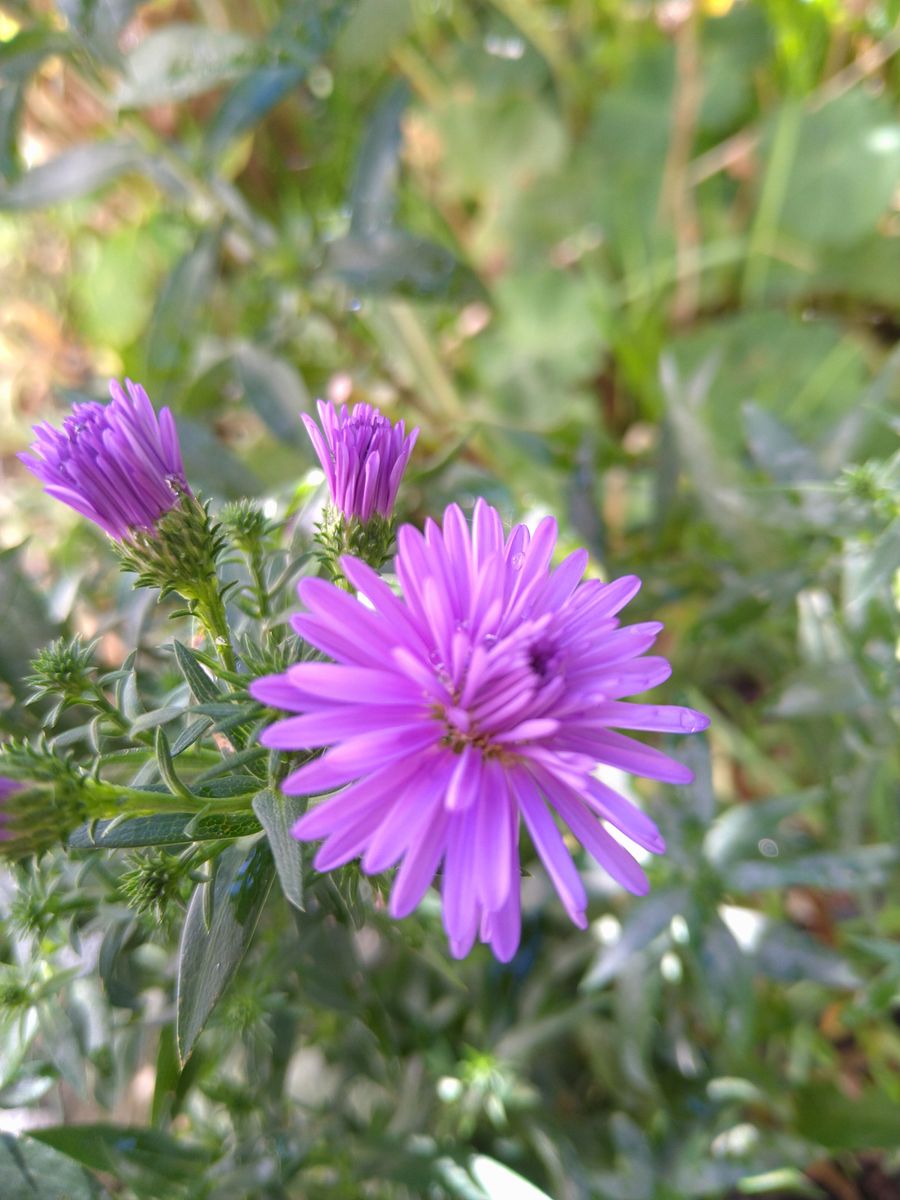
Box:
[251,499,708,962]
[303,399,418,524]
[20,378,189,541]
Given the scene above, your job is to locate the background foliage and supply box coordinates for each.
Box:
[1,1,899,1197]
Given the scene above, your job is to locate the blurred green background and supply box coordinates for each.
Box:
[1,1,900,1198]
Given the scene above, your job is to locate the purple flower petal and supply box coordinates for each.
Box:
[254,498,707,961]
[302,400,418,522]
[20,380,188,540]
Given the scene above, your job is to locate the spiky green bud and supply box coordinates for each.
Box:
[27,636,97,709]
[314,505,396,584]
[219,500,277,556]
[119,850,187,921]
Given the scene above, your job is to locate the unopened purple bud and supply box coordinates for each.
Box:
[302,400,418,523]
[20,379,189,541]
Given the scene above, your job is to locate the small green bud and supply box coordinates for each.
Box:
[314,504,396,583]
[219,499,277,556]
[119,850,187,921]
[0,742,126,860]
[27,636,97,708]
[113,489,227,604]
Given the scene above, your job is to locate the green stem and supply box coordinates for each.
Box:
[196,586,237,674]
[250,548,270,620]
[114,787,256,816]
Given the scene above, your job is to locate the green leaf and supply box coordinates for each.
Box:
[69,811,261,849]
[154,727,196,802]
[668,311,869,457]
[145,231,220,383]
[0,1132,99,1200]
[0,1007,39,1091]
[32,1124,212,1181]
[793,1084,900,1150]
[778,91,900,248]
[754,923,860,989]
[730,845,898,892]
[176,838,274,1062]
[177,417,261,499]
[327,229,479,300]
[0,140,144,210]
[580,886,690,991]
[57,0,140,61]
[116,24,257,109]
[252,789,305,911]
[231,342,310,449]
[129,704,185,735]
[349,82,408,237]
[469,1155,552,1200]
[0,545,58,708]
[169,718,212,756]
[173,640,223,705]
[206,65,303,157]
[703,787,822,868]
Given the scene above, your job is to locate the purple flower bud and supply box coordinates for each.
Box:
[20,379,189,541]
[302,400,418,523]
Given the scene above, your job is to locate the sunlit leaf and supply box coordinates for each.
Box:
[116,24,257,109]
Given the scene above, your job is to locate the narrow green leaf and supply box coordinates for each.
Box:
[327,229,480,301]
[32,1123,212,1179]
[169,717,213,756]
[145,232,220,383]
[469,1155,553,1200]
[349,82,408,236]
[730,845,898,892]
[115,650,142,721]
[0,140,144,210]
[69,811,261,849]
[130,704,185,734]
[116,24,256,109]
[703,787,823,867]
[580,886,690,991]
[252,788,306,911]
[231,342,310,449]
[155,727,196,802]
[57,0,140,61]
[206,66,303,156]
[0,1133,99,1200]
[176,838,274,1062]
[173,640,222,705]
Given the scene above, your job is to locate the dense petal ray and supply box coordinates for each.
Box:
[255,495,707,961]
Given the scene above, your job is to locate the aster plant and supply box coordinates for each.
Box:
[8,379,707,1056]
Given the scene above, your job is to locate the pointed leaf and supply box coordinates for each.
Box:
[173,640,223,704]
[252,788,306,911]
[176,838,274,1062]
[0,1134,99,1200]
[0,140,144,209]
[69,811,261,849]
[116,24,256,109]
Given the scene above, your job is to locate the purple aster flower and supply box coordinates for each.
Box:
[20,379,189,541]
[251,500,708,962]
[302,400,418,523]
